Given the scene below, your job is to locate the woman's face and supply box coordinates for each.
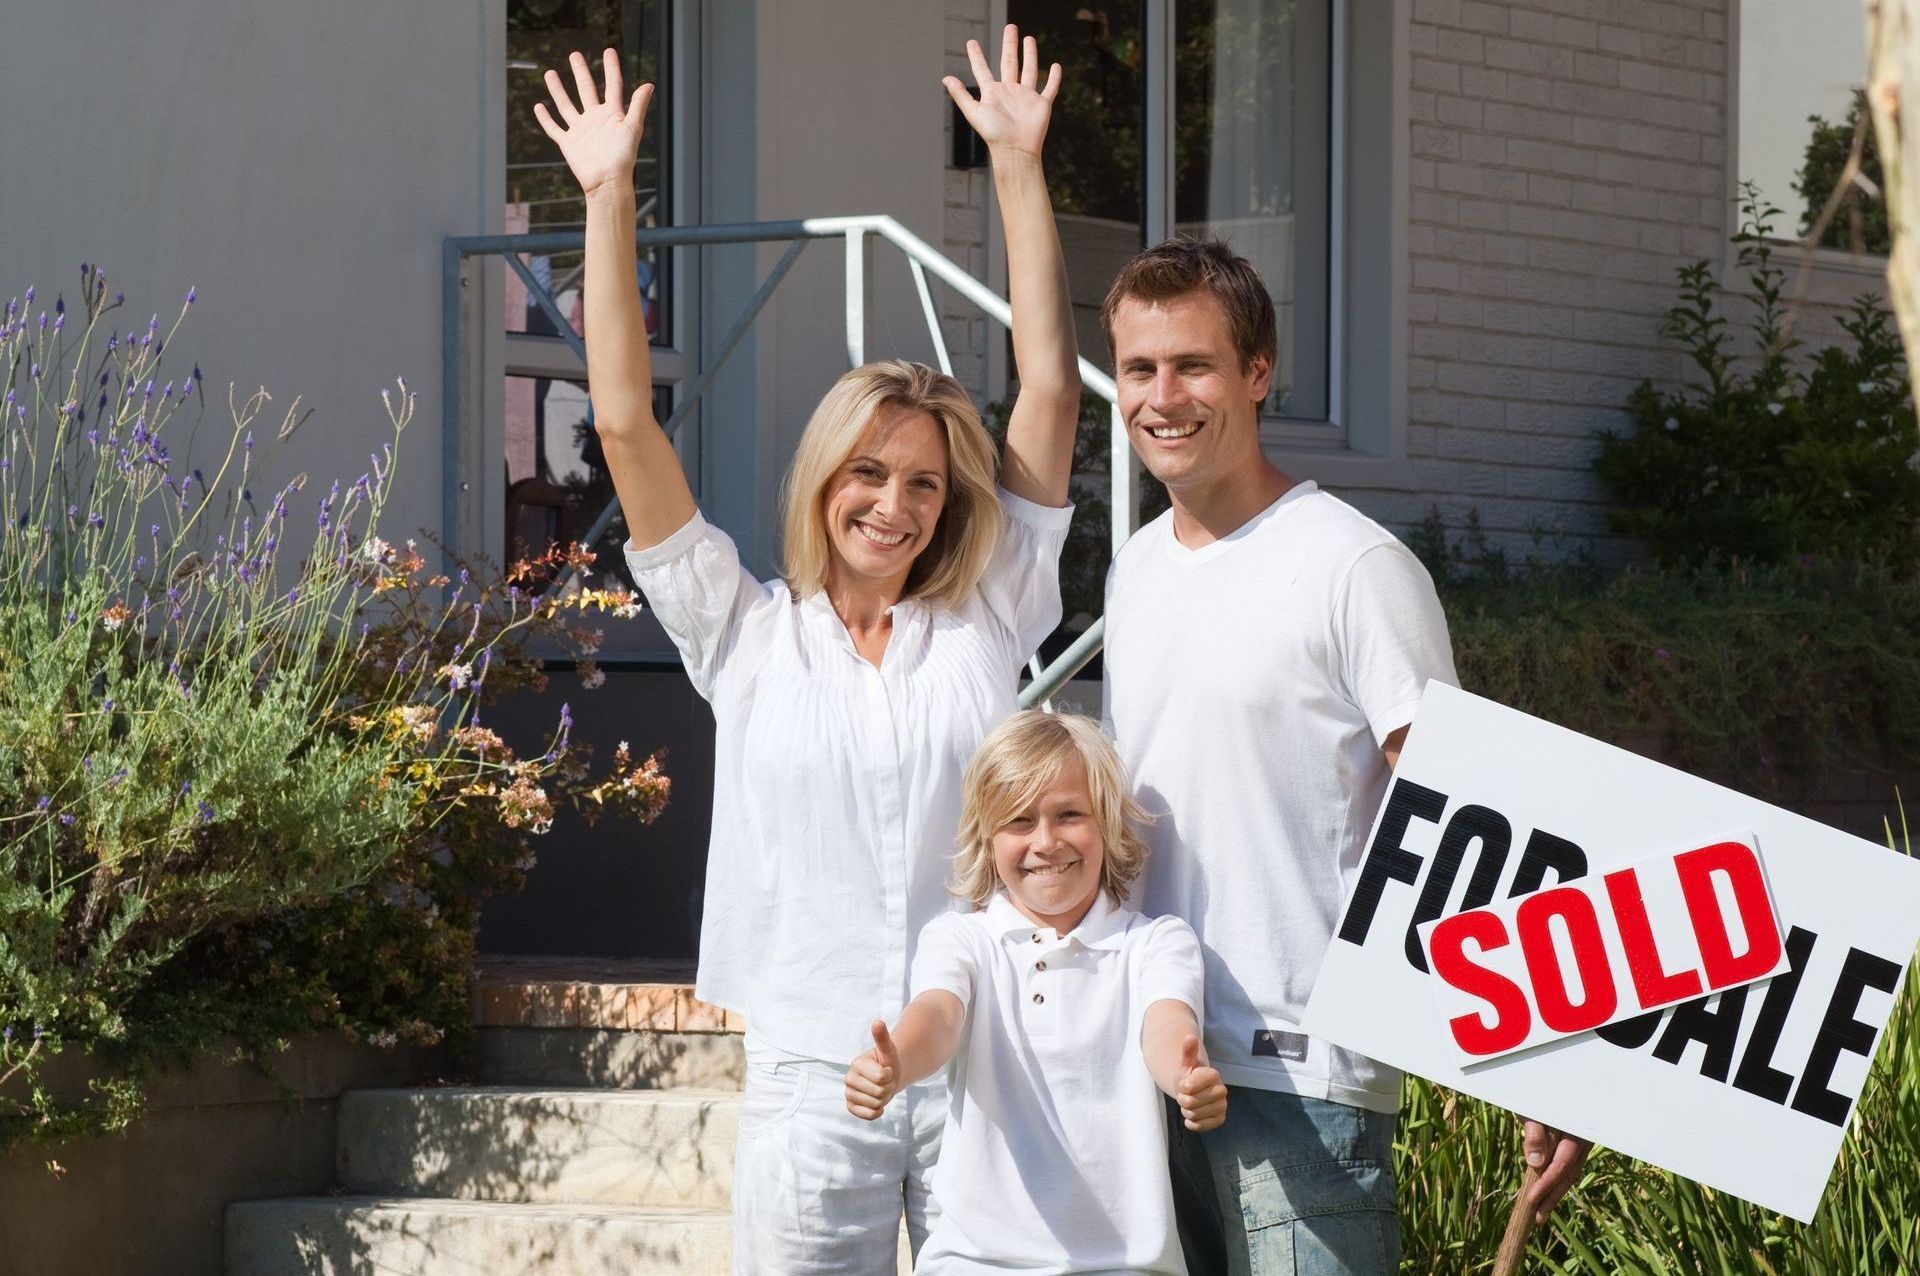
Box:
[822,402,950,598]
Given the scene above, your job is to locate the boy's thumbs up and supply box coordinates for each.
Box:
[1175,1033,1228,1132]
[1180,1033,1203,1073]
[871,1018,899,1070]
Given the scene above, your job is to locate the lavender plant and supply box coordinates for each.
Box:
[0,268,667,1141]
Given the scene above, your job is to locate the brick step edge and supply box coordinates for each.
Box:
[474,977,742,1034]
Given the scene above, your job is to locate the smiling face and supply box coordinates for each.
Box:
[991,754,1108,933]
[1109,290,1273,497]
[821,401,950,598]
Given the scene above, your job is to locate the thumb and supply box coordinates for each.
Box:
[871,1018,898,1066]
[1180,1033,1202,1074]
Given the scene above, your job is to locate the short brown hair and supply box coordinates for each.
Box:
[951,711,1152,911]
[1099,237,1278,372]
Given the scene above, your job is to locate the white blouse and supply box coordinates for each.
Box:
[624,490,1071,1063]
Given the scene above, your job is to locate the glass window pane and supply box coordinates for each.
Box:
[507,1,672,347]
[505,374,672,579]
[1007,1,1148,370]
[1174,0,1331,421]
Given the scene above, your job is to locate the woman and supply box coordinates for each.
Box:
[536,27,1080,1273]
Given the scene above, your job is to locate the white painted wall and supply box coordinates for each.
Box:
[0,0,502,552]
[1736,0,1867,225]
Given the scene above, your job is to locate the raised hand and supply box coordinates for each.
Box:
[844,1019,904,1121]
[1174,1034,1228,1132]
[943,25,1060,160]
[533,48,655,199]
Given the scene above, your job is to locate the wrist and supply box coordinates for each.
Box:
[989,148,1046,177]
[583,178,638,208]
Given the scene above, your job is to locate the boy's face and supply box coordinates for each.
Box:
[992,755,1106,933]
[1109,289,1273,497]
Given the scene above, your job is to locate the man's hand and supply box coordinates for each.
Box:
[1174,1034,1229,1132]
[844,1019,904,1121]
[943,25,1060,161]
[1521,1118,1591,1226]
[533,48,655,199]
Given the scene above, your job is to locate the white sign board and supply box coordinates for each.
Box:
[1301,684,1920,1222]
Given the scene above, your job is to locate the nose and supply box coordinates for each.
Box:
[1148,364,1185,413]
[872,475,909,519]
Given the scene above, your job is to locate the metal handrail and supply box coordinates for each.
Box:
[443,214,1126,707]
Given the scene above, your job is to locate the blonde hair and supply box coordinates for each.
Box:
[952,711,1152,910]
[780,360,1002,609]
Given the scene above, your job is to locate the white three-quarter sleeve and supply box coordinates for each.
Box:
[623,512,773,702]
[974,488,1074,661]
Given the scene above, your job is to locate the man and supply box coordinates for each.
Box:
[1099,238,1587,1272]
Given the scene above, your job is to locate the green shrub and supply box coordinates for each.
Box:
[1796,92,1889,256]
[1593,185,1920,570]
[0,269,668,1144]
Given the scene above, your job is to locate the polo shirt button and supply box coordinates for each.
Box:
[1032,934,1042,943]
[1032,992,1044,1004]
[1035,960,1047,971]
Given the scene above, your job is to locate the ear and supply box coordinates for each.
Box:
[1245,353,1274,406]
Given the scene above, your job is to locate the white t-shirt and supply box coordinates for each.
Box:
[625,490,1071,1064]
[1102,481,1456,1112]
[910,891,1203,1275]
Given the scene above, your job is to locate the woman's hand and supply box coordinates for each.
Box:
[944,25,1060,161]
[533,48,655,199]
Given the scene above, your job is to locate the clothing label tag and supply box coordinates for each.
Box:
[1251,1029,1308,1061]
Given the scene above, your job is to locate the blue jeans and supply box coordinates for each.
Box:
[1166,1087,1400,1276]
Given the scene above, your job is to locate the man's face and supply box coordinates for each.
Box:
[1109,290,1273,495]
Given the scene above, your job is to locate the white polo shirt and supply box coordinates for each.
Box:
[1104,482,1456,1113]
[910,891,1203,1275]
[624,490,1071,1064]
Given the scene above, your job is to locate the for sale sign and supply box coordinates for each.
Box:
[1301,684,1920,1222]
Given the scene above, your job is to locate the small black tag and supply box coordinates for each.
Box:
[1251,1029,1309,1061]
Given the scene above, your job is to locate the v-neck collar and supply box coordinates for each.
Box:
[1162,480,1318,567]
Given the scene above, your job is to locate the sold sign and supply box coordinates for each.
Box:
[1420,835,1787,1061]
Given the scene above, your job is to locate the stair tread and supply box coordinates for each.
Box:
[473,957,741,1032]
[348,1085,740,1102]
[232,1195,730,1220]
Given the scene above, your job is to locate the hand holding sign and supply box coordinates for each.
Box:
[1174,1034,1227,1131]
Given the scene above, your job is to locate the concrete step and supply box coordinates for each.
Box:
[336,1087,736,1209]
[476,1025,746,1090]
[225,1196,731,1276]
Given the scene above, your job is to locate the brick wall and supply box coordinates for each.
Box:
[1360,0,1734,559]
[942,0,994,404]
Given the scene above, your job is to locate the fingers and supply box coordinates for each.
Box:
[964,37,993,92]
[1042,62,1062,102]
[543,68,579,121]
[843,1051,896,1121]
[626,82,655,134]
[532,101,565,145]
[870,1018,900,1066]
[1522,1118,1551,1170]
[1527,1134,1592,1226]
[601,48,622,111]
[1176,1066,1228,1131]
[1020,35,1039,90]
[942,75,978,118]
[569,49,601,110]
[999,23,1019,85]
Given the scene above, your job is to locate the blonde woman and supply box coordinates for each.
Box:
[536,26,1080,1275]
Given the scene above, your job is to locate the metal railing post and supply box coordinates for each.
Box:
[844,228,868,368]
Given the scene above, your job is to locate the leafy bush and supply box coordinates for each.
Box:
[1593,185,1920,570]
[1796,92,1889,256]
[0,268,668,1143]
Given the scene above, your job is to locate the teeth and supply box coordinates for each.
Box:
[1147,422,1200,439]
[1024,862,1077,877]
[856,523,908,547]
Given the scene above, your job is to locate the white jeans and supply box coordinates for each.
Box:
[731,1054,945,1275]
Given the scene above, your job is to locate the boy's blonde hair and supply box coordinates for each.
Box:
[780,360,1002,609]
[952,711,1152,910]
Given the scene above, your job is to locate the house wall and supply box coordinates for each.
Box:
[0,0,502,559]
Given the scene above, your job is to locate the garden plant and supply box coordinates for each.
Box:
[0,267,669,1147]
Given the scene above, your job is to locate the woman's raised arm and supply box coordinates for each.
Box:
[945,27,1080,509]
[535,49,696,550]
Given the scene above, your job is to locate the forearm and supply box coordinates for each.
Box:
[582,181,659,435]
[994,151,1079,503]
[890,990,966,1086]
[1141,998,1202,1098]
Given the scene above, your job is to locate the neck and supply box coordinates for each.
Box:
[1007,890,1099,935]
[1168,456,1295,548]
[823,568,907,633]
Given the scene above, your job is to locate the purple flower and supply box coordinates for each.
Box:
[1655,648,1671,661]
[25,286,34,303]
[58,814,75,826]
[35,796,49,811]
[185,286,197,305]
[196,801,214,823]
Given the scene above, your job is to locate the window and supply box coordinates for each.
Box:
[502,0,689,570]
[1006,0,1335,430]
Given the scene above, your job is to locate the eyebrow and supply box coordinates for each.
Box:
[847,455,945,479]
